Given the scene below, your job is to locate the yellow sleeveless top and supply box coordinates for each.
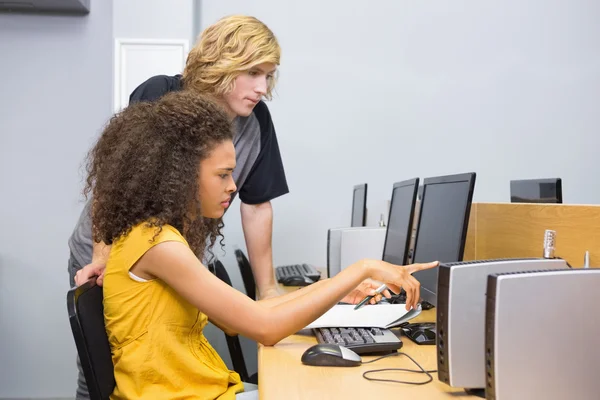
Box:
[103,223,243,399]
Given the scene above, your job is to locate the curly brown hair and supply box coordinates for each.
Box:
[84,90,234,259]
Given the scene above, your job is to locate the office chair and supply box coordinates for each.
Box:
[208,259,258,384]
[66,277,115,400]
[234,249,256,300]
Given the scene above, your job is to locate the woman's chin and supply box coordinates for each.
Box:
[202,210,225,219]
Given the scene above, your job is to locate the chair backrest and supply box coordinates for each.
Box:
[207,259,251,382]
[66,278,115,400]
[234,249,256,300]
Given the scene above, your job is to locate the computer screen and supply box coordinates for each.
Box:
[412,172,476,305]
[510,178,562,204]
[351,183,368,227]
[381,178,419,266]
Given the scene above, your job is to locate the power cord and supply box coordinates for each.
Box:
[362,351,437,385]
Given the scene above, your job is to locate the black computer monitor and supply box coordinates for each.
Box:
[381,178,419,266]
[510,178,562,204]
[411,172,476,306]
[351,183,368,227]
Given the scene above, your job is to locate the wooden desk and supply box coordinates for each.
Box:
[258,307,472,399]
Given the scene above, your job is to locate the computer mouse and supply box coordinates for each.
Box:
[402,322,437,345]
[282,275,315,286]
[413,328,436,344]
[301,344,362,367]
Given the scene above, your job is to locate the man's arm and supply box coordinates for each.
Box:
[240,201,279,299]
[92,240,111,265]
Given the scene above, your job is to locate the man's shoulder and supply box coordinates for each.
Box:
[251,101,274,133]
[252,100,272,119]
[129,74,182,103]
[142,74,182,89]
[236,101,273,135]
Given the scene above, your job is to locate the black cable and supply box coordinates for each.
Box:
[361,351,401,364]
[362,351,435,385]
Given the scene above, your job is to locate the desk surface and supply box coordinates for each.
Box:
[259,282,473,399]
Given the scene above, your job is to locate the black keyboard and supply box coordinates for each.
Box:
[276,263,321,286]
[314,327,403,355]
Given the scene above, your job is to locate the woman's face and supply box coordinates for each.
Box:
[198,140,237,218]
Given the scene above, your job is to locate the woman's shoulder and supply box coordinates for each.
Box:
[108,222,190,276]
[118,222,189,249]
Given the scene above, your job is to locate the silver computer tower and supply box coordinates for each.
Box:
[327,227,386,278]
[339,227,386,272]
[486,269,600,400]
[326,227,345,278]
[436,258,568,390]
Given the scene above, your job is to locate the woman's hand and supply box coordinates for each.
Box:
[340,278,392,305]
[364,260,439,310]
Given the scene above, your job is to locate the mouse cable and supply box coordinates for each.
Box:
[362,351,436,385]
[362,350,437,373]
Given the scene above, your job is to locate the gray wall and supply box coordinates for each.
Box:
[0,0,113,398]
[113,0,193,40]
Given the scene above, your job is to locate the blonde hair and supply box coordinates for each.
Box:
[183,15,281,100]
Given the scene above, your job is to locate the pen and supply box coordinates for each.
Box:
[354,284,387,310]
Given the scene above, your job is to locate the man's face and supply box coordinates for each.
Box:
[221,62,277,118]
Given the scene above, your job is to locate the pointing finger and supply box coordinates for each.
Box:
[407,261,439,275]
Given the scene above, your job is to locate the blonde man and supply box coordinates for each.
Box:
[68,15,287,399]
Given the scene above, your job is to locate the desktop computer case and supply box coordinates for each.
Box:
[340,227,386,271]
[326,227,345,278]
[485,269,600,400]
[436,258,568,390]
[327,227,386,278]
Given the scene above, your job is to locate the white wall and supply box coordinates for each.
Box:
[0,1,113,398]
[112,0,193,113]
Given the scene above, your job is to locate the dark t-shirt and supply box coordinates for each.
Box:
[67,75,289,267]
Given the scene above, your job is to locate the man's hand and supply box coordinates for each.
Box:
[74,262,106,287]
[75,240,111,287]
[340,278,392,305]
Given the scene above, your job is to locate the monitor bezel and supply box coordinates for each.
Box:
[509,178,562,204]
[412,172,476,265]
[381,178,420,266]
[351,183,368,227]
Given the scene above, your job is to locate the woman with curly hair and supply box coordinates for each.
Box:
[86,91,437,399]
